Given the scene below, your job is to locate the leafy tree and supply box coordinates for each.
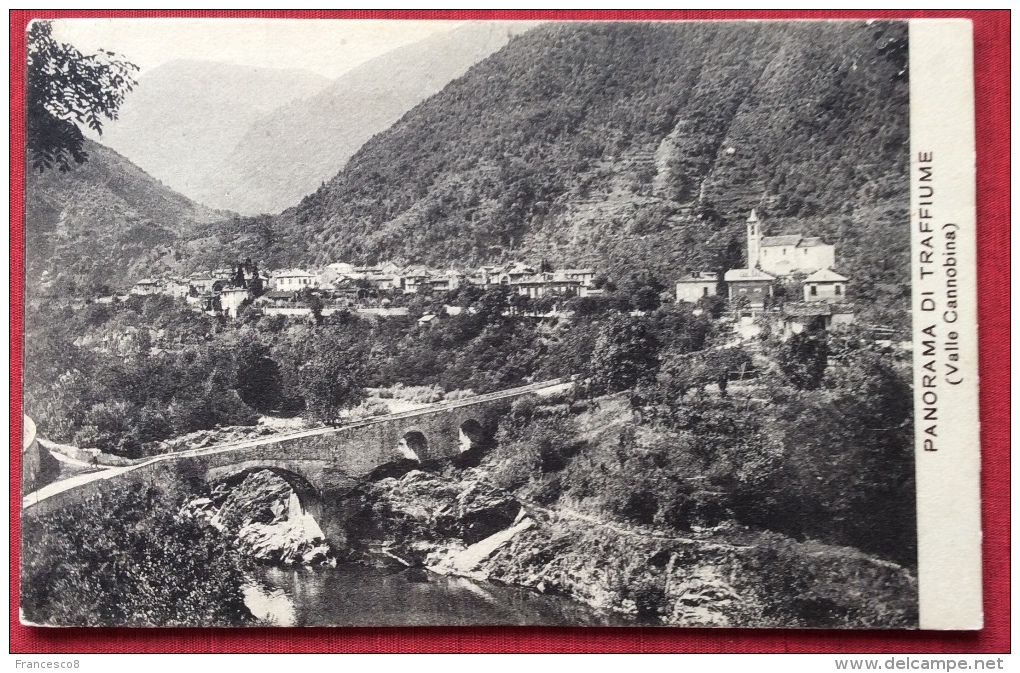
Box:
[26,20,138,171]
[231,329,283,412]
[585,314,660,395]
[616,271,667,312]
[299,335,367,424]
[21,476,253,626]
[690,346,753,397]
[309,294,325,326]
[777,331,829,390]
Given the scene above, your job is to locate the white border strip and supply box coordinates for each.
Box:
[909,18,982,630]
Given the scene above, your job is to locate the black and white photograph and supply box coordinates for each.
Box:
[19,18,980,630]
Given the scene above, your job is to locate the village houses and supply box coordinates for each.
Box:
[675,210,855,336]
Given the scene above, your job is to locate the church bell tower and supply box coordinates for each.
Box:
[746,209,761,270]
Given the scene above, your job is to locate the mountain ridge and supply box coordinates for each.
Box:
[192,21,534,214]
[96,60,333,205]
[25,138,227,294]
[229,21,909,324]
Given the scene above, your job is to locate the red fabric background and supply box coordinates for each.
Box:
[9,9,1009,654]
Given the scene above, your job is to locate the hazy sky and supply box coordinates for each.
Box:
[49,19,469,79]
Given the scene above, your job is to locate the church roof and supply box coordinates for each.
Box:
[724,268,775,282]
[805,268,849,283]
[760,234,830,248]
[760,235,803,247]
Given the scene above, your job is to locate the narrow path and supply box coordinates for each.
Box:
[517,498,754,551]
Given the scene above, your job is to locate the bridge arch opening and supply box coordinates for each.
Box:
[458,419,486,452]
[207,466,323,524]
[397,431,429,461]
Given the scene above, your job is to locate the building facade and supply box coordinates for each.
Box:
[745,209,836,277]
[675,272,719,303]
[803,268,849,302]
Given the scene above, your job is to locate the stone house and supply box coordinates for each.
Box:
[675,272,719,303]
[130,278,161,296]
[781,302,856,337]
[802,268,849,302]
[271,269,318,292]
[219,287,251,318]
[724,268,775,310]
[513,272,582,299]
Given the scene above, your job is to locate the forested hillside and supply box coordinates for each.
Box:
[25,139,224,294]
[204,20,908,324]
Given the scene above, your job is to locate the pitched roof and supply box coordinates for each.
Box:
[783,302,833,318]
[760,234,830,248]
[724,268,775,282]
[804,268,849,283]
[272,268,316,278]
[760,235,803,247]
[677,271,718,283]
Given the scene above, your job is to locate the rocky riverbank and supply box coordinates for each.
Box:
[184,470,334,567]
[195,463,916,628]
[345,467,918,628]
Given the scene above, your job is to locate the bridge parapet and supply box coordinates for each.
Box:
[23,378,571,515]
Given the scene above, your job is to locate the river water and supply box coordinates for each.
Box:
[246,564,645,627]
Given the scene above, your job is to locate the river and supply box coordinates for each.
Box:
[245,564,646,627]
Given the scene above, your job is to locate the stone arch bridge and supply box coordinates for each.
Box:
[22,379,573,535]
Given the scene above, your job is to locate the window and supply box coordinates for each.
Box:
[739,288,747,294]
[810,285,818,296]
[835,285,842,295]
[702,286,709,296]
[783,248,787,255]
[803,248,808,254]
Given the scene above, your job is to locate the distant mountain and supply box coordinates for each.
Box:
[25,139,225,294]
[207,21,908,324]
[191,21,532,214]
[97,60,331,204]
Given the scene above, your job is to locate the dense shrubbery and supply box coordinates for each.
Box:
[25,285,712,456]
[25,298,261,457]
[484,337,915,566]
[20,466,253,626]
[25,286,915,568]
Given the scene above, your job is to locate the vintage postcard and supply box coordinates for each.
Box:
[18,17,980,629]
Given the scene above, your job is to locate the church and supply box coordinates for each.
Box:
[675,210,850,312]
[745,209,835,278]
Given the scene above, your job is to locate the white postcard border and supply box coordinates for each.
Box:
[909,18,982,630]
